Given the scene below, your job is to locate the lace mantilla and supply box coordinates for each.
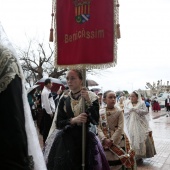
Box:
[124,101,149,156]
[43,129,59,164]
[0,45,21,93]
[68,91,98,117]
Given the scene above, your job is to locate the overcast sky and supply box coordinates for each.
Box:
[0,0,170,92]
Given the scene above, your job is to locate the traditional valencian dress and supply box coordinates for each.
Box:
[98,106,136,170]
[124,99,156,159]
[45,91,110,170]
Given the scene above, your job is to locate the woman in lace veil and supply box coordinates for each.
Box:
[124,90,156,162]
[0,23,47,170]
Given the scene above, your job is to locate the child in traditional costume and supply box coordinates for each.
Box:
[98,90,136,170]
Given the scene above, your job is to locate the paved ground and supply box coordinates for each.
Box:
[38,108,170,170]
[137,108,170,170]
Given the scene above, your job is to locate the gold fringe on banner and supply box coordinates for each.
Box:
[116,0,121,39]
[53,0,120,70]
[116,24,121,39]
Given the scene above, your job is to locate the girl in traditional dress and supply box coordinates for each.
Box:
[124,91,156,162]
[98,90,136,170]
[45,69,110,170]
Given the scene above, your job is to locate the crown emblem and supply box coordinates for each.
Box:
[73,0,92,24]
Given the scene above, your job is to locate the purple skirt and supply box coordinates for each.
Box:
[44,126,110,170]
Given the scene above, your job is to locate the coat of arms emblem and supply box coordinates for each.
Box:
[73,0,92,24]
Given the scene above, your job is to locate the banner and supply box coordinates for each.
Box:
[54,0,118,69]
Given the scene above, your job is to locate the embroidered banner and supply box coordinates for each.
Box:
[54,0,118,69]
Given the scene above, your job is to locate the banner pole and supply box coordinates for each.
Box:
[82,68,86,170]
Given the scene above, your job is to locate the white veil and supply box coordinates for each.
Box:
[134,90,151,121]
[134,90,142,102]
[0,23,47,170]
[124,90,149,156]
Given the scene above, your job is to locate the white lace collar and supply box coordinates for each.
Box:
[0,45,21,93]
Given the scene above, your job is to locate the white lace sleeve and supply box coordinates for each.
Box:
[137,102,149,116]
[124,102,131,117]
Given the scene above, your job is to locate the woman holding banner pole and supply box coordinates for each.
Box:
[46,69,110,170]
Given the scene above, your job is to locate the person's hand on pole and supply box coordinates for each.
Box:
[81,87,91,104]
[70,113,88,124]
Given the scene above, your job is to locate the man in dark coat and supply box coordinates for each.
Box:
[165,95,170,112]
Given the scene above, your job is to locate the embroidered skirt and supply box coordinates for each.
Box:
[104,134,136,170]
[136,131,156,159]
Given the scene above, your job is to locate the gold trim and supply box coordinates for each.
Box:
[55,62,116,70]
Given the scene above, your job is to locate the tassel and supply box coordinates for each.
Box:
[49,1,54,42]
[116,0,121,39]
[116,24,121,39]
[49,28,54,42]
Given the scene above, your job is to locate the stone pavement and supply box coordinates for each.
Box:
[137,108,170,170]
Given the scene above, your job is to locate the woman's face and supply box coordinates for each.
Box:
[66,70,82,92]
[130,92,138,103]
[104,92,116,108]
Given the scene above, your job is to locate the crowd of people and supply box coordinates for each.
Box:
[1,21,160,170]
[1,53,158,170]
[25,69,159,170]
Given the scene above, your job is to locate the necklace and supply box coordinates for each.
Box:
[107,107,114,110]
[71,91,81,100]
[70,95,82,117]
[71,90,81,95]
